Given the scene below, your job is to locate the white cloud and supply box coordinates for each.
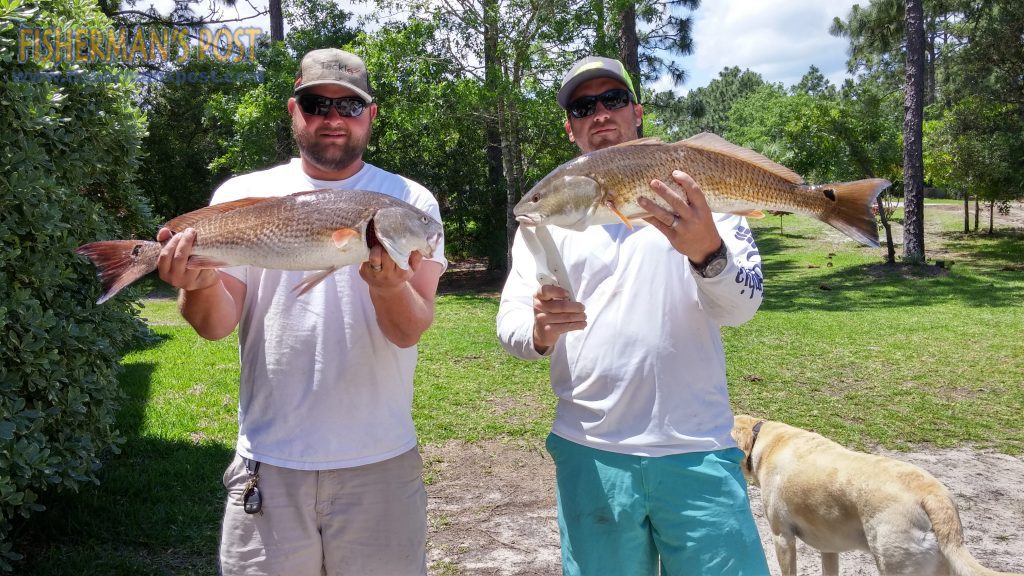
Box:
[654,0,861,95]
[147,0,179,19]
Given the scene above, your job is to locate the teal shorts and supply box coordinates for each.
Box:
[545,433,769,576]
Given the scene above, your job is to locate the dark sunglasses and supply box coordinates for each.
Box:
[567,88,632,119]
[297,94,367,117]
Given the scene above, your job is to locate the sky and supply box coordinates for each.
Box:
[664,0,862,95]
[148,0,860,95]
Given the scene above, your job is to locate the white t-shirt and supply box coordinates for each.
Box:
[497,215,762,457]
[210,159,446,470]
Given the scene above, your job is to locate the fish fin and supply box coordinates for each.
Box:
[677,133,804,185]
[610,137,664,148]
[292,268,336,296]
[185,255,230,269]
[289,188,331,199]
[816,178,891,247]
[331,228,360,249]
[164,197,270,232]
[731,209,765,219]
[75,240,161,304]
[604,200,634,230]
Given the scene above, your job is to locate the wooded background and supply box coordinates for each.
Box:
[1,0,1022,570]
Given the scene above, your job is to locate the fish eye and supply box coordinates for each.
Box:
[531,194,540,203]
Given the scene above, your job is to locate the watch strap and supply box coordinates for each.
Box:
[692,239,727,278]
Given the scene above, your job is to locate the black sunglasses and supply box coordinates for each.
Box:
[567,88,633,119]
[297,94,367,117]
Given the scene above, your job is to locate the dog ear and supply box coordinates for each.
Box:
[731,414,756,457]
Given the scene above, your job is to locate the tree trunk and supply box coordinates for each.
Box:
[974,197,979,231]
[483,0,507,270]
[498,96,526,272]
[269,0,284,42]
[902,0,926,262]
[963,194,969,233]
[593,0,613,56]
[616,2,642,137]
[877,196,896,264]
[989,200,994,234]
[270,0,287,161]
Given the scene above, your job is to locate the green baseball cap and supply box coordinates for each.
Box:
[557,56,637,109]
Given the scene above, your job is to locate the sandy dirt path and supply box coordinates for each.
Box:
[424,440,1024,575]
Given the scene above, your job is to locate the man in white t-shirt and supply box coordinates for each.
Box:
[497,56,768,574]
[156,48,446,576]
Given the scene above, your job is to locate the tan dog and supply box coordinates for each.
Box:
[731,415,1023,576]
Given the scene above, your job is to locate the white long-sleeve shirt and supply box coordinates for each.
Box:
[496,214,762,456]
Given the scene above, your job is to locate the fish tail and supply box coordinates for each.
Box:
[75,240,161,304]
[818,178,891,247]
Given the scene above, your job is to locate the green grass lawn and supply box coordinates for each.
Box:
[13,204,1024,575]
[728,209,1023,452]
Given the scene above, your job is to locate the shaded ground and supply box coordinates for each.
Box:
[927,200,1024,229]
[424,440,1024,575]
[894,201,1024,267]
[438,257,505,297]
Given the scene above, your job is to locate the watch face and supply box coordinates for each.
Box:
[703,256,728,278]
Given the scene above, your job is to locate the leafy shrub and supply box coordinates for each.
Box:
[0,0,155,569]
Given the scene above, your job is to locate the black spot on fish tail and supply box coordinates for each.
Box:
[817,178,888,247]
[75,240,161,304]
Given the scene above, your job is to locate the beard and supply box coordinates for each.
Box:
[586,126,630,152]
[293,117,371,174]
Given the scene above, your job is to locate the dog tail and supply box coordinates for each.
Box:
[922,493,1024,576]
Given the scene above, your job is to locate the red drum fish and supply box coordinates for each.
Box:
[76,188,443,304]
[514,132,889,247]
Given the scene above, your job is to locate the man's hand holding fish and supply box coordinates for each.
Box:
[639,169,724,267]
[359,243,422,290]
[157,227,222,294]
[531,283,586,354]
[155,226,241,341]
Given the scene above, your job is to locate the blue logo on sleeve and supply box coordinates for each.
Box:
[732,225,762,299]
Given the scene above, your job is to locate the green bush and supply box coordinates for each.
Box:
[0,0,155,569]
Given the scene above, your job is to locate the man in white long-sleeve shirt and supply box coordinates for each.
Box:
[496,56,769,575]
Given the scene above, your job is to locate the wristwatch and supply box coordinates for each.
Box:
[692,240,728,278]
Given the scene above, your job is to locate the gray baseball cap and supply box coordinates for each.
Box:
[557,56,637,109]
[294,48,373,103]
